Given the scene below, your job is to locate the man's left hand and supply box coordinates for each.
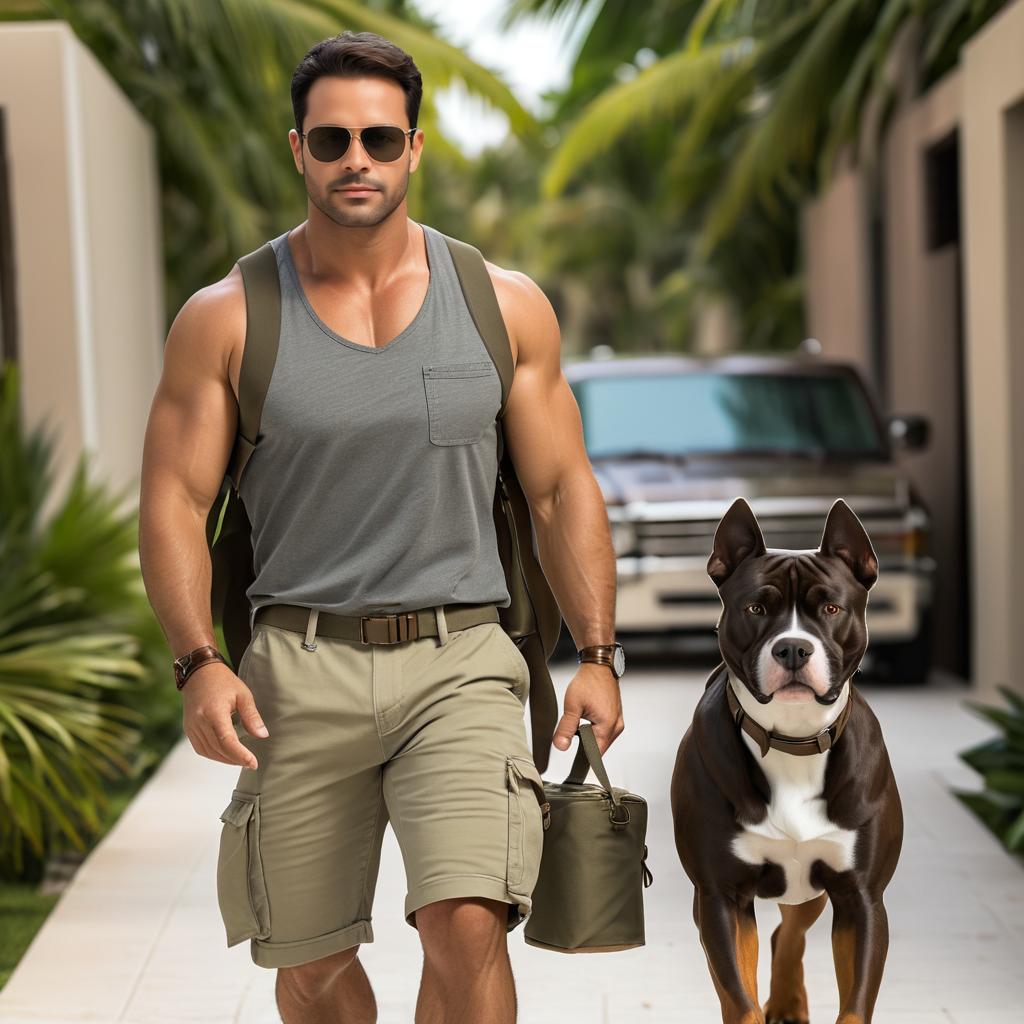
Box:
[552,662,623,756]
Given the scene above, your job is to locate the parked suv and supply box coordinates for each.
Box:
[560,352,936,683]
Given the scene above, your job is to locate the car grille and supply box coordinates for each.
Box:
[632,516,907,559]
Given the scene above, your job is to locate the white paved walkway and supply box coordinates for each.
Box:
[0,661,1020,1023]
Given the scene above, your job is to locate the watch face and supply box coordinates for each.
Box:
[612,644,625,677]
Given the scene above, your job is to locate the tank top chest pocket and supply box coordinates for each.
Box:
[422,361,501,446]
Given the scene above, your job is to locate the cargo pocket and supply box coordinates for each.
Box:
[216,789,271,945]
[422,361,501,446]
[505,754,550,899]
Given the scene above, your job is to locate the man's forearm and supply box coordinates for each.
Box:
[528,469,616,650]
[138,492,218,660]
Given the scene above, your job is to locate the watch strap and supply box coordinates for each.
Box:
[577,643,617,662]
[175,645,226,690]
[577,642,624,679]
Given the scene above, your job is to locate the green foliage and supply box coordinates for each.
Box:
[0,880,60,989]
[522,0,1012,247]
[508,0,1012,349]
[0,361,178,879]
[954,685,1024,853]
[0,0,537,322]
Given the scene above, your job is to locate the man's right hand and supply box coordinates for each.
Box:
[181,662,270,770]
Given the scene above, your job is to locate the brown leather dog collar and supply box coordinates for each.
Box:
[725,676,853,757]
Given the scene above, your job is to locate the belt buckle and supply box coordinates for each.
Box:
[359,612,419,644]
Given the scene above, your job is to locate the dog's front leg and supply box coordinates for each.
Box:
[829,890,890,1024]
[694,888,765,1024]
[764,892,828,1024]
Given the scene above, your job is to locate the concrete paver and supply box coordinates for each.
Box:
[0,660,1020,1023]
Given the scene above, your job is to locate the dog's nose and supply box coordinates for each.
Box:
[772,636,814,670]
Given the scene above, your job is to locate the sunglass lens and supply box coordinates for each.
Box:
[307,126,351,162]
[361,125,407,162]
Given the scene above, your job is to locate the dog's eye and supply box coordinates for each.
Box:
[745,602,766,615]
[823,603,842,615]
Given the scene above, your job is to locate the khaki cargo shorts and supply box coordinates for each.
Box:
[213,604,548,969]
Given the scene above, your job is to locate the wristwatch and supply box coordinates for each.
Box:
[577,642,626,680]
[173,644,227,690]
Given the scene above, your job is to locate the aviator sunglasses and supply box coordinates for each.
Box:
[298,124,416,163]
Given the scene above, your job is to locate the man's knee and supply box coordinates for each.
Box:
[416,896,508,969]
[277,945,361,1003]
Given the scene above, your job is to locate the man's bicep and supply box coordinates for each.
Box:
[141,284,242,519]
[498,271,588,508]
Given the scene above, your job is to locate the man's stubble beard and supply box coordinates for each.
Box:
[305,167,409,229]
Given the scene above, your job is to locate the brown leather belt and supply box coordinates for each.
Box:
[253,601,501,644]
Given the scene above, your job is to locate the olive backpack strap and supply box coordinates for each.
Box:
[228,241,281,492]
[207,240,281,668]
[440,231,564,774]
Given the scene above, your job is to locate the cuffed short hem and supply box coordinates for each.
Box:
[250,918,373,969]
[404,874,532,933]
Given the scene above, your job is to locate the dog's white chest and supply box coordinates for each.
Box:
[730,736,858,904]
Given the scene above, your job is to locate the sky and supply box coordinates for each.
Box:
[411,0,600,155]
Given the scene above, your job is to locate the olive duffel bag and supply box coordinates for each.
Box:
[524,722,654,952]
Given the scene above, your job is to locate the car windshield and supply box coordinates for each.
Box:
[572,371,885,459]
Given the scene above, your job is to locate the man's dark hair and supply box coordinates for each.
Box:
[291,31,423,134]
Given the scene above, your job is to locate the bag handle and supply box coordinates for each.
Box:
[562,722,627,822]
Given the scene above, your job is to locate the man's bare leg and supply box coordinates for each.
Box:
[275,946,377,1023]
[413,896,517,1024]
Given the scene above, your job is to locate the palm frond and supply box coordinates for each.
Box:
[818,0,913,181]
[541,41,740,198]
[685,0,744,52]
[697,0,865,256]
[0,363,151,875]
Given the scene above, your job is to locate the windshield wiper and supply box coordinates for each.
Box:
[716,447,831,460]
[590,449,688,463]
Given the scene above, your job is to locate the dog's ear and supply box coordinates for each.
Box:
[818,498,878,591]
[707,497,767,587]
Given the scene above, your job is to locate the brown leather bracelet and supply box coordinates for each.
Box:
[174,644,226,690]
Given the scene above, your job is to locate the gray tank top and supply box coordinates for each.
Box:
[239,221,511,629]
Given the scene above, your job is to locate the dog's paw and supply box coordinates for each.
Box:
[764,1003,809,1024]
[764,995,810,1024]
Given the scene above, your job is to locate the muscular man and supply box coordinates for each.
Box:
[139,29,623,1024]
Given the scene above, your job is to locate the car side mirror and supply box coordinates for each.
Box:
[886,414,930,451]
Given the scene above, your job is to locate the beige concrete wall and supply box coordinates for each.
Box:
[0,21,163,517]
[801,167,875,375]
[882,71,967,679]
[802,0,1024,697]
[961,0,1024,703]
[692,296,739,355]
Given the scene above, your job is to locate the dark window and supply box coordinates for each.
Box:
[924,131,960,251]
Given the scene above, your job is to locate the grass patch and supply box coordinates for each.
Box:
[0,881,61,990]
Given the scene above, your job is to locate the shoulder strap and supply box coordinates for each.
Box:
[439,230,565,774]
[440,234,514,420]
[226,241,281,492]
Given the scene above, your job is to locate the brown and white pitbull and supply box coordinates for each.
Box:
[670,497,903,1024]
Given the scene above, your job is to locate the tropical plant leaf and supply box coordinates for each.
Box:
[1005,807,1024,850]
[0,363,157,875]
[541,42,741,198]
[954,681,1024,854]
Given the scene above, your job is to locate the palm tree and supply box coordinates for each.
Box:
[0,0,540,318]
[0,361,152,878]
[506,0,1011,256]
